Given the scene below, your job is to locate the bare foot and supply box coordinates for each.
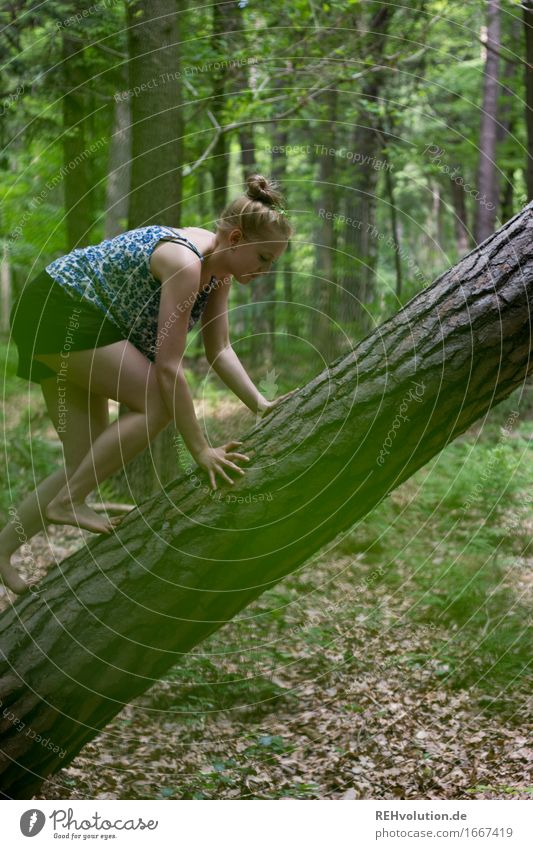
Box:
[0,554,31,595]
[45,496,116,534]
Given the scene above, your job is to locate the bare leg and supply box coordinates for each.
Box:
[44,409,167,530]
[47,413,161,527]
[0,375,111,594]
[34,341,172,535]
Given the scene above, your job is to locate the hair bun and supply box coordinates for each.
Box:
[245,173,284,208]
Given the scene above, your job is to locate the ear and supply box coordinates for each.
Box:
[229,228,243,247]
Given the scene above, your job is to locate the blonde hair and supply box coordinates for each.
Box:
[216,173,293,243]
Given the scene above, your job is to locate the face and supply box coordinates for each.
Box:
[225,228,288,285]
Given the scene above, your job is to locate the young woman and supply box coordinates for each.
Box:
[2,174,294,594]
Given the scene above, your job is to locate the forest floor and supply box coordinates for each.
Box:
[0,344,531,800]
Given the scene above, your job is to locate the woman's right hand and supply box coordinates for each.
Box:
[194,440,251,490]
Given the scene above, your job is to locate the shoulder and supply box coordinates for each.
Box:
[179,226,215,242]
[150,239,202,283]
[177,227,216,256]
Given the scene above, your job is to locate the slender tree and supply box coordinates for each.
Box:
[115,0,185,501]
[450,178,472,257]
[497,17,520,222]
[311,88,340,360]
[126,0,183,226]
[250,65,292,366]
[523,0,533,201]
[340,4,393,332]
[61,33,94,249]
[474,0,501,243]
[104,94,131,239]
[377,117,402,297]
[210,0,243,214]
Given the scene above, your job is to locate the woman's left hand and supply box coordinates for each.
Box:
[259,388,299,418]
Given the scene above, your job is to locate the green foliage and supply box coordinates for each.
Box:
[0,0,528,357]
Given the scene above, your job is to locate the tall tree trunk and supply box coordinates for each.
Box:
[210,1,242,214]
[450,178,471,256]
[104,95,131,239]
[61,33,93,249]
[281,238,296,338]
[249,265,276,368]
[340,6,393,332]
[311,90,340,360]
[249,66,290,366]
[378,121,402,298]
[432,183,446,252]
[1,202,533,799]
[497,17,519,222]
[0,243,10,333]
[126,0,182,226]
[523,1,533,202]
[239,127,256,173]
[116,0,184,502]
[474,0,501,243]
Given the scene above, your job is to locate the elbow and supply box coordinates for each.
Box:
[205,343,231,368]
[155,361,185,390]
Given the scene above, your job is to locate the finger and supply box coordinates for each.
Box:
[221,459,246,474]
[209,470,217,490]
[226,452,250,462]
[224,440,243,449]
[220,454,242,472]
[215,464,235,485]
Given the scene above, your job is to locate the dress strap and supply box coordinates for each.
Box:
[158,227,204,261]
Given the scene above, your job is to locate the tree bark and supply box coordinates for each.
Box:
[340,6,393,331]
[61,33,94,249]
[450,176,471,257]
[249,65,291,365]
[119,0,184,500]
[209,0,243,214]
[126,0,182,227]
[104,95,131,240]
[497,16,519,223]
[1,204,533,799]
[377,121,402,298]
[0,242,11,334]
[474,0,501,243]
[523,0,533,201]
[311,89,341,361]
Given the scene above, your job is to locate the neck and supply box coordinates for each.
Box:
[200,233,230,284]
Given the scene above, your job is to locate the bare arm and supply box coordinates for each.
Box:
[210,348,271,413]
[201,279,270,413]
[153,248,250,488]
[153,249,210,456]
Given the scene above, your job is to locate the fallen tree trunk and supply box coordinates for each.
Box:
[1,203,533,798]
